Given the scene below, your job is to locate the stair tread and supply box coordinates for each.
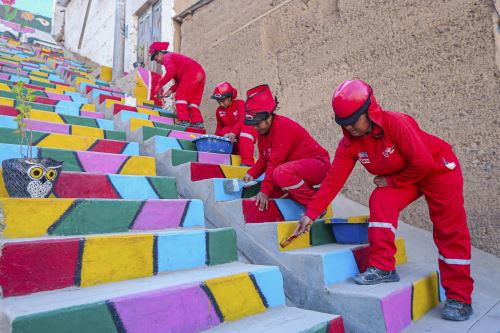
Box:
[328,262,436,296]
[0,262,274,317]
[403,293,500,333]
[203,306,339,333]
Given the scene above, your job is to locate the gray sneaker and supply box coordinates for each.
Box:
[352,266,400,285]
[176,120,191,127]
[441,299,473,321]
[190,122,205,129]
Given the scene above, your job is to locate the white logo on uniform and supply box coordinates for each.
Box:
[358,152,370,164]
[383,145,395,157]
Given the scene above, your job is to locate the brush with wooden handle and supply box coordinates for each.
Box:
[280,217,328,248]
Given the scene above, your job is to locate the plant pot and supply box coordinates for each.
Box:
[1,158,63,198]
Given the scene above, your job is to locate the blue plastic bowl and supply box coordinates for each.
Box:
[331,223,368,244]
[192,135,233,154]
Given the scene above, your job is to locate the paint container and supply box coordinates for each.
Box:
[330,216,369,244]
[193,135,233,154]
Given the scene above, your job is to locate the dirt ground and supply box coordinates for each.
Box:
[178,0,500,256]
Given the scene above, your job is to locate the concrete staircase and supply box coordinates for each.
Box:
[1,32,498,333]
[0,33,343,332]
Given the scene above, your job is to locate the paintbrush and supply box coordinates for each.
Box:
[279,217,329,248]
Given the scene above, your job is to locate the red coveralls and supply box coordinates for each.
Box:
[304,103,474,304]
[247,115,331,206]
[215,99,257,166]
[152,52,206,123]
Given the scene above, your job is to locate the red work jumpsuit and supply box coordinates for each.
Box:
[152,52,206,123]
[304,101,474,305]
[247,115,331,206]
[215,99,257,166]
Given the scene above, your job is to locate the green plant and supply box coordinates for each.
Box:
[11,79,36,159]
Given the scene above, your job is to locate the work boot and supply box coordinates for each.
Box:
[352,266,400,285]
[176,120,191,127]
[441,299,473,321]
[190,122,205,129]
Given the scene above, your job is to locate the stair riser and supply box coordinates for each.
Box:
[0,228,237,297]
[0,143,156,175]
[0,128,139,155]
[0,198,203,238]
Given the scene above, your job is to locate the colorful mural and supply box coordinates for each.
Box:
[0,0,54,33]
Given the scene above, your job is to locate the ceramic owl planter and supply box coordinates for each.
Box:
[2,158,63,198]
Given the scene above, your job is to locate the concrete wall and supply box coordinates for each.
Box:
[60,0,175,71]
[178,0,500,256]
[63,0,116,66]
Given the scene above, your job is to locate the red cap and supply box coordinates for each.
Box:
[211,82,237,100]
[245,84,276,114]
[332,80,372,126]
[148,42,170,54]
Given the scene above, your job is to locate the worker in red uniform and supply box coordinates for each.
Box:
[149,41,206,129]
[295,80,474,321]
[212,82,256,166]
[242,84,330,211]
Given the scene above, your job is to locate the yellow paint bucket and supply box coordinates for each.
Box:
[101,66,112,82]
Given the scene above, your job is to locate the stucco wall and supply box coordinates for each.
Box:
[63,0,116,66]
[179,0,500,255]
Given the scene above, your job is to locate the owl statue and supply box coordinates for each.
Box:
[2,158,63,198]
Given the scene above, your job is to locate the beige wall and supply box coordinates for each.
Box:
[179,0,500,256]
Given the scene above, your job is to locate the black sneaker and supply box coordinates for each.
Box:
[441,299,473,321]
[352,266,400,285]
[190,122,205,129]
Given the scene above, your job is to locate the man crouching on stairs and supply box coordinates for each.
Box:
[241,84,330,211]
[295,80,474,322]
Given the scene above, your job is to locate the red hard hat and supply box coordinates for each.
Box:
[148,42,169,54]
[211,82,237,101]
[332,80,373,126]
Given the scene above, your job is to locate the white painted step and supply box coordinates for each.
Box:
[203,306,341,333]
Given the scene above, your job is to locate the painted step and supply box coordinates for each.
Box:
[0,227,237,297]
[113,108,174,128]
[0,82,88,103]
[156,149,242,176]
[97,96,147,113]
[0,262,294,333]
[0,106,112,129]
[0,171,177,199]
[128,124,202,144]
[0,143,156,175]
[203,306,344,333]
[173,161,250,181]
[116,111,206,135]
[0,115,123,140]
[0,73,77,92]
[0,99,102,119]
[0,128,139,155]
[0,198,204,238]
[96,94,157,113]
[0,94,96,113]
[142,133,196,154]
[84,86,124,105]
[110,103,175,121]
[329,263,444,333]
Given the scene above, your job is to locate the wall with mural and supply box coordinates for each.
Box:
[0,0,53,34]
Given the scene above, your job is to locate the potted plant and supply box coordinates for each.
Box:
[1,80,63,197]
